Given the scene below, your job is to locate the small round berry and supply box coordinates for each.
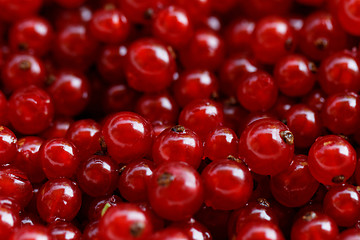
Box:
[171,218,212,240]
[83,221,100,240]
[125,38,176,92]
[40,138,80,179]
[236,220,285,240]
[308,135,356,185]
[0,91,8,126]
[239,118,294,176]
[48,221,81,240]
[152,125,203,169]
[0,126,17,165]
[77,155,118,197]
[149,227,189,240]
[236,71,278,112]
[102,112,153,163]
[37,178,82,223]
[8,85,54,135]
[103,83,138,114]
[0,0,43,22]
[9,225,53,240]
[41,117,73,139]
[338,0,360,36]
[99,203,153,240]
[148,162,204,221]
[204,127,238,161]
[224,18,255,54]
[337,228,360,239]
[89,8,129,44]
[303,88,327,112]
[0,203,20,239]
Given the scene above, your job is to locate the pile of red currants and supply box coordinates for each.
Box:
[1,0,360,239]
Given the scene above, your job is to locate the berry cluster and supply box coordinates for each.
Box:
[1,0,360,239]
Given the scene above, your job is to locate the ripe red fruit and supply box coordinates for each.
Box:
[0,126,17,165]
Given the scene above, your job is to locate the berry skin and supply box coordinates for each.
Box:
[202,158,253,210]
[99,203,153,240]
[239,118,294,176]
[318,51,360,95]
[48,221,81,240]
[323,184,360,227]
[224,18,255,54]
[83,221,100,240]
[0,0,43,22]
[118,159,155,202]
[102,112,153,163]
[152,125,203,169]
[37,178,82,223]
[204,127,238,161]
[89,8,129,44]
[148,162,204,221]
[291,212,338,240]
[87,195,122,221]
[125,38,176,92]
[0,126,17,165]
[270,155,319,207]
[40,138,80,179]
[8,86,54,135]
[0,202,20,240]
[179,99,224,140]
[337,228,360,239]
[236,220,285,240]
[171,218,212,240]
[321,92,360,135]
[9,225,53,240]
[274,54,316,97]
[41,117,73,139]
[251,16,295,65]
[338,0,360,35]
[149,227,190,240]
[77,155,119,197]
[0,90,8,125]
[236,71,278,112]
[8,17,53,56]
[308,135,356,185]
[302,89,327,112]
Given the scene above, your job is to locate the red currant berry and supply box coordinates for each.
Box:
[9,225,52,240]
[204,127,238,161]
[321,92,360,135]
[47,70,90,117]
[8,85,54,134]
[152,125,203,169]
[118,159,155,202]
[0,126,17,165]
[273,95,296,120]
[103,83,138,114]
[285,104,322,148]
[302,88,327,112]
[251,16,295,65]
[337,228,360,239]
[236,71,278,112]
[48,221,81,240]
[77,155,118,197]
[13,136,45,183]
[148,162,204,221]
[0,203,20,239]
[37,178,81,223]
[224,18,255,54]
[291,212,338,240]
[125,38,176,92]
[202,158,253,210]
[318,51,360,95]
[8,17,53,56]
[89,8,129,44]
[83,221,100,240]
[236,220,285,240]
[0,0,43,22]
[239,118,294,176]
[338,0,360,35]
[149,227,189,240]
[2,54,46,92]
[270,155,319,207]
[179,99,224,140]
[102,112,153,163]
[174,0,210,23]
[308,135,356,185]
[171,218,212,240]
[99,203,153,240]
[274,54,316,97]
[41,117,73,139]
[40,138,80,179]
[0,90,8,126]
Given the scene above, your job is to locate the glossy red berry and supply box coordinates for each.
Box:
[152,125,203,169]
[285,104,322,148]
[291,212,338,240]
[102,83,138,114]
[89,8,129,44]
[99,203,153,240]
[83,221,100,240]
[236,220,285,240]
[118,159,155,202]
[0,202,20,239]
[87,195,122,221]
[47,70,90,117]
[270,155,319,207]
[13,136,45,183]
[236,71,278,112]
[224,18,255,54]
[9,225,52,240]
[8,17,53,56]
[300,11,347,61]
[274,54,316,97]
[302,89,327,112]
[0,126,17,165]
[149,227,190,240]
[202,158,253,210]
[239,118,294,176]
[2,54,46,92]
[153,6,193,48]
[171,218,212,240]
[125,38,176,92]
[337,228,360,239]
[308,135,356,185]
[318,51,360,95]
[179,99,224,140]
[66,119,101,158]
[174,0,210,23]
[37,178,81,223]
[77,155,118,197]
[180,29,225,71]
[48,221,81,240]
[0,0,43,22]
[40,138,80,179]
[204,127,238,161]
[102,112,153,163]
[338,0,360,35]
[41,117,73,139]
[321,92,360,135]
[8,85,54,134]
[148,162,204,221]
[251,16,295,65]
[273,95,296,120]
